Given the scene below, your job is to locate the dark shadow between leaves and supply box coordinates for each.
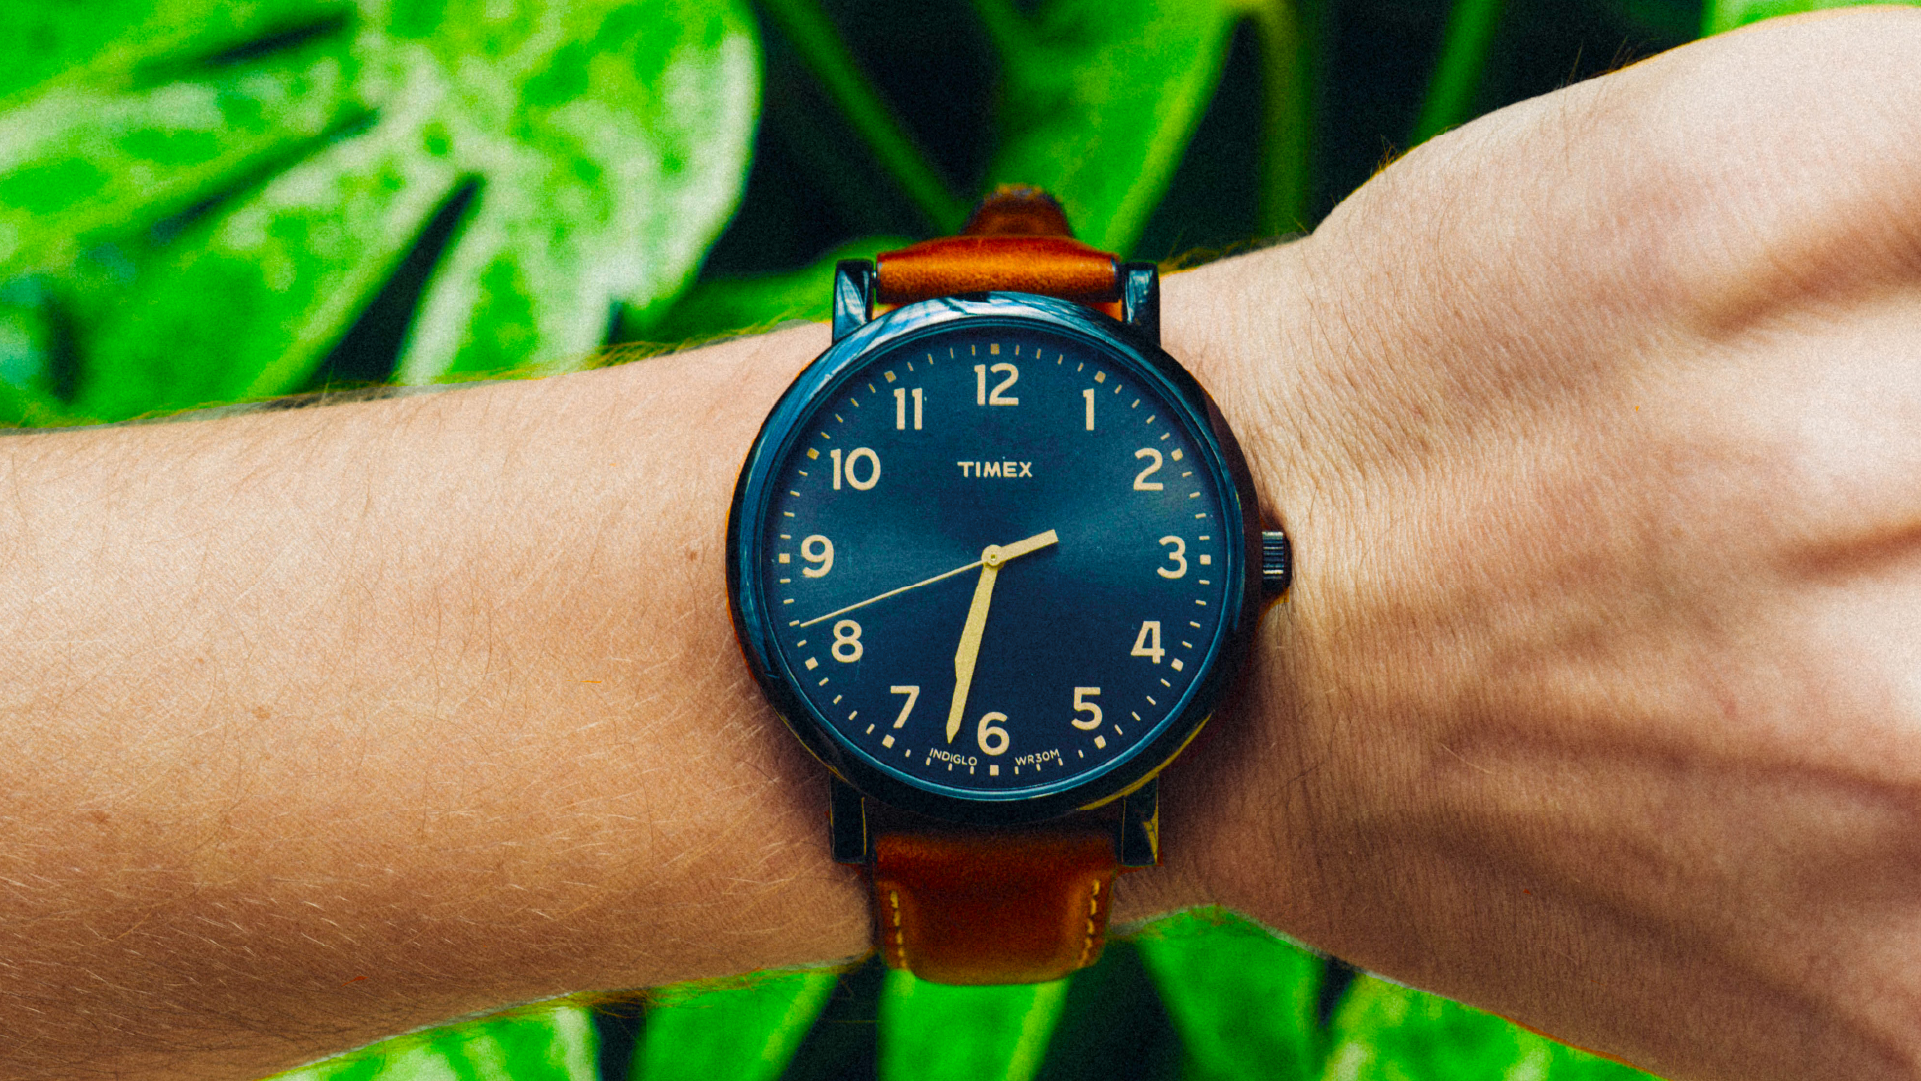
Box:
[130,8,357,89]
[777,955,885,1081]
[304,176,483,392]
[147,107,378,248]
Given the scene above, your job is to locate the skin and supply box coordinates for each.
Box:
[1,9,1917,1080]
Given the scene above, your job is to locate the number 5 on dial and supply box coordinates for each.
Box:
[1072,687,1102,730]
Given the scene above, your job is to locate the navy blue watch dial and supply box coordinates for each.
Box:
[730,294,1257,823]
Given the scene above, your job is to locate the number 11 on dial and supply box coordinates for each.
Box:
[894,387,923,430]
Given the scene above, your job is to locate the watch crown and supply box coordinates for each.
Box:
[1261,531,1292,595]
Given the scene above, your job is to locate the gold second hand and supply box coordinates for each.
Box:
[796,529,1057,629]
[796,558,983,628]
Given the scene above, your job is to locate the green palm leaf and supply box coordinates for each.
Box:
[878,969,1069,1081]
[1135,908,1325,1080]
[268,1003,598,1081]
[632,968,841,1081]
[1703,0,1911,34]
[0,0,757,420]
[1325,974,1661,1080]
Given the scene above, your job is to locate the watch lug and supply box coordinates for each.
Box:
[833,260,877,342]
[1120,262,1160,345]
[1118,777,1160,867]
[829,775,872,864]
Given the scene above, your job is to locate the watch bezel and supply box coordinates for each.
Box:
[726,292,1263,826]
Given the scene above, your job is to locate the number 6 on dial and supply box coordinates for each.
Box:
[978,711,1010,755]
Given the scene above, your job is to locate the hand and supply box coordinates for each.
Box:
[944,529,1058,743]
[1164,11,1921,1081]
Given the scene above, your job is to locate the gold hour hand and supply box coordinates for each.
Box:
[997,528,1058,561]
[943,529,1059,744]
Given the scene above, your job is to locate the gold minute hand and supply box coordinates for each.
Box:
[944,530,1059,744]
[946,559,999,744]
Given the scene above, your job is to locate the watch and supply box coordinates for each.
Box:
[727,187,1290,985]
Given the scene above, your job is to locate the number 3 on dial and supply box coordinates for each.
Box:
[1156,536,1186,579]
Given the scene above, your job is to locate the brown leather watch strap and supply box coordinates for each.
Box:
[875,186,1123,307]
[871,822,1118,985]
[862,187,1129,985]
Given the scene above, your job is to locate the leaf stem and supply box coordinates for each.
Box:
[1243,0,1312,236]
[969,0,1024,57]
[755,0,967,233]
[1412,0,1505,146]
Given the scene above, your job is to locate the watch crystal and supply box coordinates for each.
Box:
[751,318,1237,803]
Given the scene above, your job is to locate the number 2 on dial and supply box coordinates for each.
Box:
[1134,448,1164,490]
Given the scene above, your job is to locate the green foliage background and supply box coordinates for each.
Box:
[0,0,1890,1076]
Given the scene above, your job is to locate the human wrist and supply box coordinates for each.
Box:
[1096,242,1339,930]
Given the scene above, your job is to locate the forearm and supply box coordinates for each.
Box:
[0,252,1302,1080]
[0,326,870,1079]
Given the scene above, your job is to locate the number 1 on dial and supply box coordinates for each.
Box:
[1083,388,1095,430]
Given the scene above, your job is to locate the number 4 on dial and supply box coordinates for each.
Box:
[1131,621,1164,664]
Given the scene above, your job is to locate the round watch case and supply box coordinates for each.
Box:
[727,291,1264,826]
